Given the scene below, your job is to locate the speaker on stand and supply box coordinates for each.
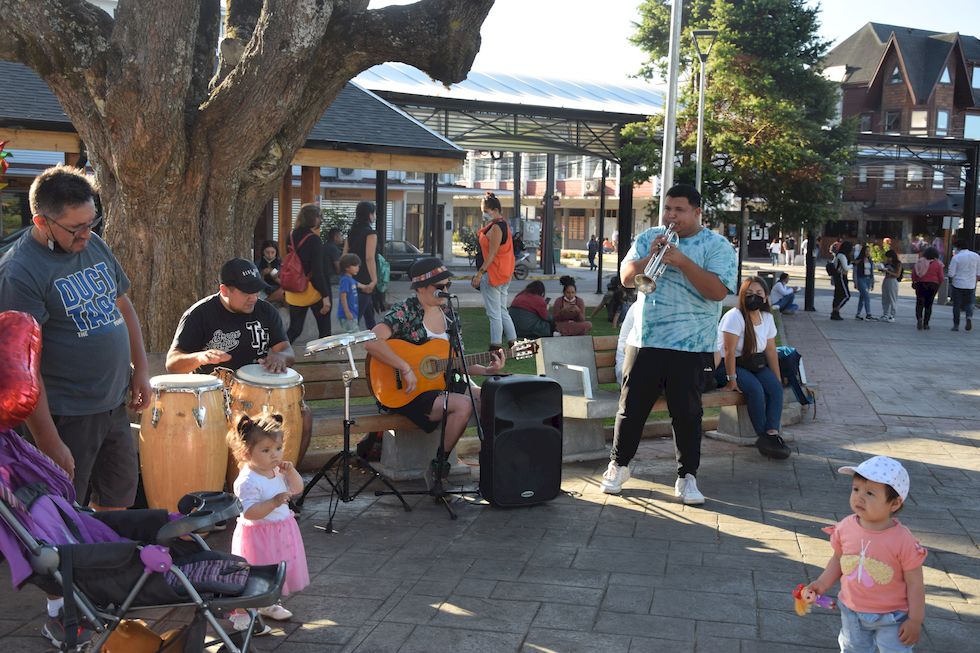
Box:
[479,375,562,507]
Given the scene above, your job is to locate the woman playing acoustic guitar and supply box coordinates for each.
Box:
[364,258,505,487]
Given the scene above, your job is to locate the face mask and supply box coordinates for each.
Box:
[745,295,765,312]
[483,212,493,221]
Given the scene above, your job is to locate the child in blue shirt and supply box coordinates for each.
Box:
[338,253,361,333]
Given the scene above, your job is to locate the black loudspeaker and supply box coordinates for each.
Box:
[479,375,562,507]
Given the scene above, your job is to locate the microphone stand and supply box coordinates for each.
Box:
[375,294,481,520]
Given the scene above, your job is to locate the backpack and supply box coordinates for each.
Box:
[375,252,391,294]
[279,232,314,292]
[777,346,816,419]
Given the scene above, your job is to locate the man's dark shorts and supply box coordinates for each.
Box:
[52,403,138,507]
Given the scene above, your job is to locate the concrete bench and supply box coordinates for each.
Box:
[295,343,468,481]
[535,335,803,460]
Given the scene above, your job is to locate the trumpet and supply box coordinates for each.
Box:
[633,223,679,294]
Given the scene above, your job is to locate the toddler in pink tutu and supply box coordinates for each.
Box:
[227,413,309,622]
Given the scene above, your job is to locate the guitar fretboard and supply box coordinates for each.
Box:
[427,350,497,375]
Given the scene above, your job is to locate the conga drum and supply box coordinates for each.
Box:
[225,364,305,486]
[140,375,228,510]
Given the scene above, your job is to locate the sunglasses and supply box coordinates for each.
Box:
[433,282,452,291]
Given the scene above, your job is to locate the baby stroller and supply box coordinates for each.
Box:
[0,427,285,652]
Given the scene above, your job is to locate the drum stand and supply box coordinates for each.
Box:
[297,341,409,533]
[374,297,481,520]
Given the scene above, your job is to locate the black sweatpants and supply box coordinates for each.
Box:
[832,274,850,312]
[611,346,706,478]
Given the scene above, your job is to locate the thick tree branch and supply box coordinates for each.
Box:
[347,0,495,85]
[0,0,112,74]
[211,0,264,91]
[188,0,222,120]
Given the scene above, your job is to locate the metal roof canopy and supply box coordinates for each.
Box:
[357,64,664,162]
[855,133,973,168]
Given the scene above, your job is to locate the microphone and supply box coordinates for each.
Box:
[437,290,457,299]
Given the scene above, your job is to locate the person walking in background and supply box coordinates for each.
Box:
[471,192,517,351]
[800,237,809,263]
[714,277,790,459]
[852,244,877,321]
[284,204,331,343]
[768,238,781,266]
[509,280,555,339]
[587,234,598,271]
[343,201,379,329]
[323,227,344,277]
[551,276,592,336]
[599,184,737,505]
[829,241,852,321]
[879,249,901,323]
[784,235,796,266]
[948,239,980,331]
[337,253,362,334]
[911,246,944,330]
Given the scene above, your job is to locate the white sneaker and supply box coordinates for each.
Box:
[676,474,705,505]
[258,603,293,620]
[229,610,272,636]
[600,461,630,494]
[885,316,896,323]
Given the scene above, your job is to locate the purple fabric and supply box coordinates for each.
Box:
[0,429,124,588]
[140,545,172,574]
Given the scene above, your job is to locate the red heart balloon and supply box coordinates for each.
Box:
[0,311,42,428]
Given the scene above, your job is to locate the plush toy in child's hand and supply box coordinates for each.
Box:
[793,583,837,616]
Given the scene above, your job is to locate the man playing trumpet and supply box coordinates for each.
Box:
[600,184,737,505]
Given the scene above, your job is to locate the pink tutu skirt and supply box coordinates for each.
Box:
[232,515,309,596]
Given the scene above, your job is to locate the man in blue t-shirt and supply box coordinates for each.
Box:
[0,166,151,514]
[600,185,737,505]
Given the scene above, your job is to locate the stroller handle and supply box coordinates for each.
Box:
[157,491,242,546]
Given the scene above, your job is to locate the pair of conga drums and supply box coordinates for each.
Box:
[138,365,304,511]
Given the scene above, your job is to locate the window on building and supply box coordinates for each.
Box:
[858,166,868,184]
[973,66,980,89]
[566,212,586,240]
[859,113,873,132]
[866,220,903,240]
[936,110,950,136]
[906,165,923,188]
[888,65,902,84]
[882,165,896,188]
[939,66,951,84]
[965,114,980,140]
[884,111,901,134]
[933,168,945,189]
[910,110,928,135]
[527,154,547,180]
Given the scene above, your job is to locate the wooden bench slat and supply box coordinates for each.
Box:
[592,335,619,351]
[295,362,368,382]
[303,379,372,401]
[309,405,414,437]
[596,368,616,385]
[594,351,616,369]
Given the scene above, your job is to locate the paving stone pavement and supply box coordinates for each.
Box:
[1,291,978,652]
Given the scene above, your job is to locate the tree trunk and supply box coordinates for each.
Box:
[1,0,495,351]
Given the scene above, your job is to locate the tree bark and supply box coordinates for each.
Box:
[1,0,494,350]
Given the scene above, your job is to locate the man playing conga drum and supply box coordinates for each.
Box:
[166,258,311,464]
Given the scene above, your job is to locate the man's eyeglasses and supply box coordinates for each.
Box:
[44,214,101,237]
[434,282,452,291]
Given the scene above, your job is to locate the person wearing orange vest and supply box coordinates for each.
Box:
[471,192,517,350]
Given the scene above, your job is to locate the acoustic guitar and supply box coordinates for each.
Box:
[367,338,539,408]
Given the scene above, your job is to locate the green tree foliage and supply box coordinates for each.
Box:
[626,0,854,229]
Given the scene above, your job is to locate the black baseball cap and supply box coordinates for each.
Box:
[220,258,268,293]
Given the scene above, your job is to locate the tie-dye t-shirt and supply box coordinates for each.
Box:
[827,514,927,613]
[625,226,737,352]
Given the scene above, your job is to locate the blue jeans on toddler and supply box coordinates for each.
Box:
[713,362,783,435]
[838,602,913,652]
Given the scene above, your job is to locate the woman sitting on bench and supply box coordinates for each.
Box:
[713,277,791,460]
[508,281,555,339]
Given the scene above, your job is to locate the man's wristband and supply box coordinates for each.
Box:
[726,374,737,381]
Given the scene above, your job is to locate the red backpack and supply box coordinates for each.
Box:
[279,232,314,292]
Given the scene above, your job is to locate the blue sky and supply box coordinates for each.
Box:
[370,0,980,83]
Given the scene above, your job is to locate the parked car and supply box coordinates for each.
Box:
[383,240,431,280]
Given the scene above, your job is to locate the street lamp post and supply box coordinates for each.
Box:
[692,29,718,194]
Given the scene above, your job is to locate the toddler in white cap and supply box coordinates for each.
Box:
[805,456,926,651]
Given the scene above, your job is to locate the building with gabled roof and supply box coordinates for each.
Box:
[822,22,980,255]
